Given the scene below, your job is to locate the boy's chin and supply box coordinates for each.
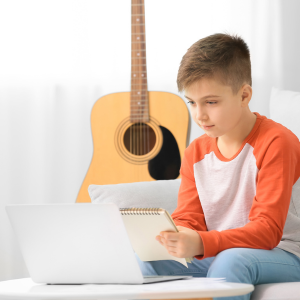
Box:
[204,131,218,138]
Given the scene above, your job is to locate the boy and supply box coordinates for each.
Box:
[136,33,300,300]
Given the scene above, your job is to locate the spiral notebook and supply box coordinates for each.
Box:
[120,208,193,268]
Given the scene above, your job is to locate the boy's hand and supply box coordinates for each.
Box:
[155,226,204,258]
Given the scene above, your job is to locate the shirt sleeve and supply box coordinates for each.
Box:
[196,133,298,259]
[171,145,208,233]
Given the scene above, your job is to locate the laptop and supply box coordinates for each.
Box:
[5,203,192,284]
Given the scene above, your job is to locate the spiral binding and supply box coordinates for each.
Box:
[119,208,162,215]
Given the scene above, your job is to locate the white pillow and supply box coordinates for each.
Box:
[270,87,300,139]
[88,179,181,214]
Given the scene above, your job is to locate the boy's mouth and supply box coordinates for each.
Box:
[202,125,214,130]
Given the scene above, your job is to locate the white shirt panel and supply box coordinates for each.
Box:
[193,143,258,231]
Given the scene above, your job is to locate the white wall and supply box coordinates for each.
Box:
[0,0,299,281]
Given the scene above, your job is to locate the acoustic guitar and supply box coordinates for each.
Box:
[76,0,189,203]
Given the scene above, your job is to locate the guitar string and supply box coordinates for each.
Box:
[132,0,149,179]
[130,118,132,159]
[144,121,146,158]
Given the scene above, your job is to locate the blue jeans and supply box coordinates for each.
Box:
[135,247,300,300]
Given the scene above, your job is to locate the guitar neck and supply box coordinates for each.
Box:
[131,0,149,123]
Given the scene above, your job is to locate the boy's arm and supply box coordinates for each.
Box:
[195,135,298,260]
[171,146,208,232]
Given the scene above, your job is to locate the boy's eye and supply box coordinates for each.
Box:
[187,101,217,105]
[187,101,195,105]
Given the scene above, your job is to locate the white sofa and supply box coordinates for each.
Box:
[89,178,300,300]
[89,87,300,300]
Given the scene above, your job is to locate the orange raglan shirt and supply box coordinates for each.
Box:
[171,112,300,260]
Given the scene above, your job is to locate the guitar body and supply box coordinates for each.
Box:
[76,91,189,203]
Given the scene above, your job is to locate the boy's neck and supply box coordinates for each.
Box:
[217,110,257,149]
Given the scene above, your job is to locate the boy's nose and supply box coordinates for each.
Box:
[196,107,207,121]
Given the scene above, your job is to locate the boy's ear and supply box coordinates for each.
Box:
[241,84,252,107]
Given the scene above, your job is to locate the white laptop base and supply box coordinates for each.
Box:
[6,203,191,284]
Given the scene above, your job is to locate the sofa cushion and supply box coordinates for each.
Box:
[270,87,300,139]
[88,179,181,214]
[251,282,300,300]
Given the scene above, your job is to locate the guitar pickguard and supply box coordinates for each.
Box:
[148,126,181,180]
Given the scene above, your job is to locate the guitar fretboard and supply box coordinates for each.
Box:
[131,0,149,123]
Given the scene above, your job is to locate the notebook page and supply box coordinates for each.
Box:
[121,211,188,267]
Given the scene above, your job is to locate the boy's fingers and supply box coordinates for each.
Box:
[160,232,179,241]
[156,235,162,242]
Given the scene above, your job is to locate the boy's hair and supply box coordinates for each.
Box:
[177,33,252,95]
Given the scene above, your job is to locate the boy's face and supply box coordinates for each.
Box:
[184,78,251,139]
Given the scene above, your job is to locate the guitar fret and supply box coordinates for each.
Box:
[131,65,147,66]
[131,71,148,73]
[130,103,148,106]
[132,14,145,16]
[130,104,148,106]
[130,113,149,115]
[132,23,145,25]
[130,120,150,123]
[130,114,149,116]
[131,4,144,6]
[131,33,145,35]
[130,92,148,94]
[130,117,149,119]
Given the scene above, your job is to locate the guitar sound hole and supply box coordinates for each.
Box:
[123,123,156,156]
